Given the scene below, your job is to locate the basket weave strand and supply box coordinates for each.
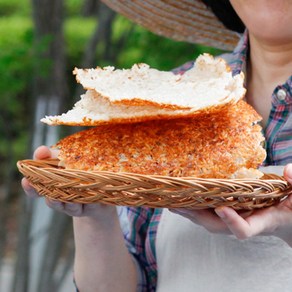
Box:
[17,159,292,210]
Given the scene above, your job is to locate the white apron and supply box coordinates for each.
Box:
[156,209,292,292]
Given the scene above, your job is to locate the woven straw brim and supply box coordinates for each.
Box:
[101,0,240,51]
[17,159,292,210]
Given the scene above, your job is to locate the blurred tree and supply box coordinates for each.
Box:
[10,1,135,292]
[81,1,116,67]
[0,29,34,280]
[11,1,71,291]
[82,0,99,16]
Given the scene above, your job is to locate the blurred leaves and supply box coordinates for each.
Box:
[0,30,33,168]
[0,28,54,166]
[0,0,31,16]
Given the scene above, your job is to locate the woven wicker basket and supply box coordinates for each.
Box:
[17,159,292,210]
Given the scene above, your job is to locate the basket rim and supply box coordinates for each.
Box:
[16,159,292,209]
[17,158,288,183]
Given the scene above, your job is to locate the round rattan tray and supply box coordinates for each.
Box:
[17,159,292,210]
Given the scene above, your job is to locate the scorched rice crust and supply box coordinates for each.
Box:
[55,100,266,179]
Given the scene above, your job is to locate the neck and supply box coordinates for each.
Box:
[245,33,292,127]
[247,34,292,86]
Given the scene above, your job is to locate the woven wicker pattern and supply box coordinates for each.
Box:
[17,159,292,210]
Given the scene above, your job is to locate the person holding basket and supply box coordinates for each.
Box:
[22,1,292,291]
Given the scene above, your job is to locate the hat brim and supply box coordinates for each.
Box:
[101,0,240,51]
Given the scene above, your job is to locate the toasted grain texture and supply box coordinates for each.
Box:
[42,90,236,126]
[55,100,266,178]
[41,54,245,126]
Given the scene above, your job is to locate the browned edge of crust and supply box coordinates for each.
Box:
[44,101,249,126]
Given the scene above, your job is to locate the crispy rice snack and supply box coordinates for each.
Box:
[41,54,245,126]
[55,100,266,179]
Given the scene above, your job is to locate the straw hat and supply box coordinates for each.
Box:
[100,0,242,51]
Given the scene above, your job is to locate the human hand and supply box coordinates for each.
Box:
[170,164,292,244]
[21,145,57,199]
[21,145,116,219]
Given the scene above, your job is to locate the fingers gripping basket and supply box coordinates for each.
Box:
[17,159,292,210]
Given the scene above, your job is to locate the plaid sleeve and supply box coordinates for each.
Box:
[124,207,161,292]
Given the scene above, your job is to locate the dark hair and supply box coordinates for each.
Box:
[201,0,245,33]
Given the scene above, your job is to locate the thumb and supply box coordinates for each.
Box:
[284,164,292,184]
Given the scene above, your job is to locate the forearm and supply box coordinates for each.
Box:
[73,210,138,292]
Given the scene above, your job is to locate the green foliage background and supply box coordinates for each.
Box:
[0,0,221,183]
